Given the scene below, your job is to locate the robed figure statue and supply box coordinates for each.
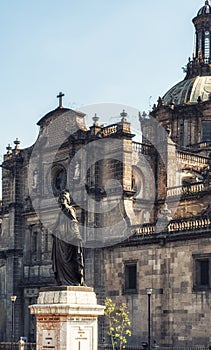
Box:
[52,190,84,286]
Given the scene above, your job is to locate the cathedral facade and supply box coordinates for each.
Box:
[1,1,211,347]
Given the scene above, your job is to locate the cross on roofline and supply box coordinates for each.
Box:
[57,92,65,108]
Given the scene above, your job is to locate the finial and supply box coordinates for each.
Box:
[205,0,210,6]
[93,113,99,126]
[6,144,12,155]
[138,111,146,122]
[142,111,147,119]
[57,92,65,108]
[120,109,127,122]
[157,96,165,108]
[138,111,148,121]
[14,138,20,149]
[13,138,21,154]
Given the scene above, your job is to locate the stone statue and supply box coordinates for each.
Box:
[52,190,84,286]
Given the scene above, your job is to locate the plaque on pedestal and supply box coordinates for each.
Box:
[29,286,105,350]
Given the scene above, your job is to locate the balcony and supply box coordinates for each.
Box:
[132,215,211,239]
[167,182,206,198]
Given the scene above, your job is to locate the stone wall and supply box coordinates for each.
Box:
[104,236,211,347]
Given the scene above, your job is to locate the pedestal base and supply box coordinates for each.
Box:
[29,286,105,350]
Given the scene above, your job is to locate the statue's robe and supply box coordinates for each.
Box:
[52,205,84,286]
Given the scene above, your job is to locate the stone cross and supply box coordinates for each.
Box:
[57,92,64,108]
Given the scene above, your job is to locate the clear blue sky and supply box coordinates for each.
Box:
[0,0,205,161]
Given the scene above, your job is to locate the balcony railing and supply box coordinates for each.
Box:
[167,182,205,197]
[176,151,207,165]
[101,124,118,136]
[168,217,211,233]
[132,216,211,238]
[132,143,208,164]
[133,223,155,236]
[132,142,152,155]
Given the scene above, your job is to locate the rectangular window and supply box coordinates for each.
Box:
[197,259,209,286]
[31,226,41,263]
[32,231,37,254]
[124,263,137,293]
[193,254,211,291]
[202,121,211,142]
[183,119,188,146]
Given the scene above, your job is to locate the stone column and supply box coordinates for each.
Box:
[29,286,105,350]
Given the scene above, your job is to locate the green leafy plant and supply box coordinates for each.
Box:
[104,297,132,350]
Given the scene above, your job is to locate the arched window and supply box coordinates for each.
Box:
[51,164,67,195]
[198,31,202,53]
[204,31,210,62]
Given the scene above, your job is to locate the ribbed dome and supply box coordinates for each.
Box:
[163,76,211,105]
[197,0,211,16]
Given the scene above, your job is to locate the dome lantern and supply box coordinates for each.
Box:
[193,0,211,66]
[163,1,211,106]
[197,0,211,16]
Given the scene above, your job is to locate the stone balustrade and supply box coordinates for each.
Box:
[168,217,211,232]
[177,151,208,165]
[133,223,155,236]
[132,142,152,155]
[132,143,208,163]
[101,124,118,136]
[132,216,211,238]
[167,182,205,197]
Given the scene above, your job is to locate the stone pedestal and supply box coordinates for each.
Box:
[29,286,105,350]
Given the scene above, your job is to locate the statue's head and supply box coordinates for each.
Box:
[58,189,71,206]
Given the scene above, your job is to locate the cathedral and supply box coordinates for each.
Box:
[1,1,211,347]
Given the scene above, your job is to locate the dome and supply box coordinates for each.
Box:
[163,76,211,105]
[197,0,211,16]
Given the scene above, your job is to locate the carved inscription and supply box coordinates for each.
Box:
[75,327,88,340]
[38,316,60,322]
[71,326,92,350]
